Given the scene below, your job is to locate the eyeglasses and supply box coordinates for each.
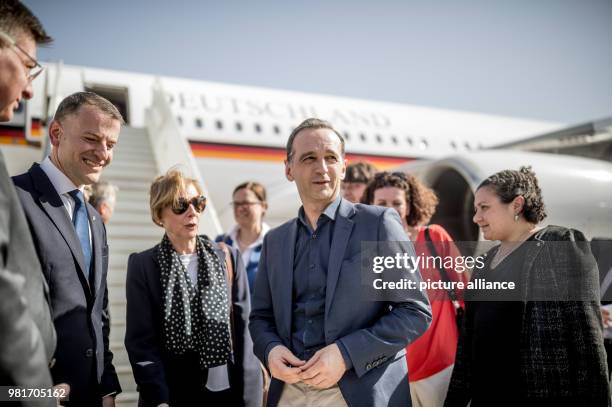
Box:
[232,201,262,209]
[172,196,207,215]
[0,31,44,82]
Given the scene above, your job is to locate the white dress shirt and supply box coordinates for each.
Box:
[39,157,92,245]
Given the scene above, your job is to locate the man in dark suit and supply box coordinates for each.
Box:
[249,118,432,407]
[13,92,123,406]
[0,2,56,404]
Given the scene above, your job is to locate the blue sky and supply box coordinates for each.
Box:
[24,0,612,123]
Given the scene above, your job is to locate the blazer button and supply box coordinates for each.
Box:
[85,348,94,357]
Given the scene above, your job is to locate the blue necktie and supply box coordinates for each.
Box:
[69,189,92,278]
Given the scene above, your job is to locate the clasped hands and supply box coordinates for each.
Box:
[267,344,347,389]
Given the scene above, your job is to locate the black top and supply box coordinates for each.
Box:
[467,240,530,405]
[446,226,610,407]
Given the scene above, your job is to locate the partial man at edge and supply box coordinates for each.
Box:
[0,2,56,406]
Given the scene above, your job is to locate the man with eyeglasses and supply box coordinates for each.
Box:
[0,1,58,405]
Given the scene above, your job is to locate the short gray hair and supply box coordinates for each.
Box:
[88,181,118,209]
[286,118,345,161]
[53,92,124,125]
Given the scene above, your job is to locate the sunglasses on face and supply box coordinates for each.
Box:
[172,195,207,215]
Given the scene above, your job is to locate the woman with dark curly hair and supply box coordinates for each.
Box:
[362,171,467,407]
[445,167,610,406]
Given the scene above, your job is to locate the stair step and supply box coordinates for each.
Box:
[116,365,137,393]
[107,224,161,238]
[108,286,126,300]
[117,139,151,151]
[116,391,139,406]
[112,152,154,163]
[103,166,156,183]
[108,178,154,191]
[110,321,126,342]
[114,200,155,212]
[102,171,156,183]
[104,159,156,171]
[110,341,129,363]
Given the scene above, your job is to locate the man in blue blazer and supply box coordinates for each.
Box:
[13,92,123,406]
[249,118,432,407]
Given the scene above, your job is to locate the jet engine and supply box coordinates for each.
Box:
[397,150,612,252]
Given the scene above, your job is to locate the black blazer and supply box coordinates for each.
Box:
[124,240,262,407]
[12,163,121,404]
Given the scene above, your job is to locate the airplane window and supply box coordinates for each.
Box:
[360,133,367,142]
[216,120,223,129]
[235,122,243,131]
[405,136,413,146]
[450,141,457,150]
[255,123,262,133]
[343,131,350,141]
[375,134,383,144]
[273,125,281,135]
[195,118,203,128]
[391,135,398,145]
[464,142,471,150]
[419,139,428,150]
[177,116,183,126]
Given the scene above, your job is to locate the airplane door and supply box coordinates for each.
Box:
[84,84,130,125]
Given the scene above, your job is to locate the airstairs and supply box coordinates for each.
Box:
[103,126,159,406]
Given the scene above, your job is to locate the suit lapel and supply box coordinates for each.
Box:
[279,220,297,340]
[325,199,355,320]
[88,204,103,297]
[30,164,90,292]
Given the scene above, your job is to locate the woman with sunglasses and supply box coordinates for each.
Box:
[361,171,467,407]
[125,170,262,407]
[445,167,609,406]
[216,181,269,295]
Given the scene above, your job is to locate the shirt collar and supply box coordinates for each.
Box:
[228,222,271,248]
[39,156,82,196]
[298,195,342,227]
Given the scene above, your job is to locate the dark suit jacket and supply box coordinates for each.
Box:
[12,163,121,404]
[250,199,432,407]
[125,240,263,407]
[0,152,55,407]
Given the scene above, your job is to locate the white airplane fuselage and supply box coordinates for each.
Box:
[3,63,610,241]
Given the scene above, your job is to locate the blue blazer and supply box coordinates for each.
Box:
[249,198,432,407]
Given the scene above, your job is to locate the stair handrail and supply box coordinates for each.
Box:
[40,60,64,159]
[145,78,223,236]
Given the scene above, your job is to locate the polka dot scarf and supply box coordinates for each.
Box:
[158,234,232,369]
